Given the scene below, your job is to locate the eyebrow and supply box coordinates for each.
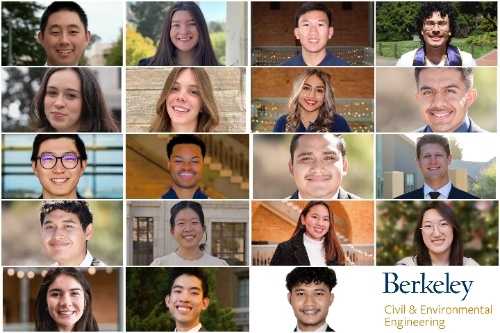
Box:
[172,154,201,159]
[172,285,202,292]
[303,83,325,89]
[47,85,81,93]
[173,81,199,89]
[48,287,83,293]
[296,151,338,158]
[419,83,461,91]
[424,218,447,224]
[48,23,82,30]
[43,218,77,225]
[40,151,78,155]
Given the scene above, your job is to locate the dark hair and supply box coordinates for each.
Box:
[31,134,88,165]
[149,68,219,132]
[40,200,93,229]
[415,134,450,159]
[40,1,88,36]
[290,201,346,265]
[34,267,99,331]
[30,68,119,132]
[295,2,333,27]
[166,134,206,159]
[286,267,337,292]
[414,67,474,91]
[413,201,464,266]
[289,133,346,163]
[170,201,207,251]
[416,2,457,46]
[148,2,219,66]
[167,267,209,298]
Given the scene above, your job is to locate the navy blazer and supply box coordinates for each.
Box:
[394,185,480,199]
[269,230,342,266]
[289,186,360,200]
[294,324,335,331]
[413,117,486,133]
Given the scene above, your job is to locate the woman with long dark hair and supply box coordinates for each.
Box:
[34,267,99,331]
[270,201,346,266]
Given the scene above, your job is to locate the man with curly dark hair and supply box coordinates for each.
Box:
[396,2,476,66]
[286,267,337,332]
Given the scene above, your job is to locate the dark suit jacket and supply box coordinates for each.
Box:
[289,186,361,199]
[199,325,207,332]
[293,324,335,331]
[394,185,480,199]
[269,230,342,266]
[413,117,486,133]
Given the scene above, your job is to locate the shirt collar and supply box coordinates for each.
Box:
[296,322,329,332]
[423,180,452,199]
[424,116,470,132]
[298,188,340,200]
[174,323,202,332]
[52,250,92,266]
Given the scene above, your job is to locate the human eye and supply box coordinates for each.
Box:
[296,291,304,296]
[422,224,433,230]
[299,156,313,162]
[302,86,310,91]
[50,292,61,297]
[171,23,180,28]
[43,224,54,230]
[66,93,78,99]
[63,155,78,162]
[49,30,61,36]
[440,222,450,228]
[71,291,81,296]
[190,291,199,295]
[189,89,199,95]
[46,90,58,97]
[316,88,324,94]
[41,154,56,162]
[421,89,432,96]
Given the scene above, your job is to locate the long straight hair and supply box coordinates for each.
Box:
[148,2,220,66]
[34,268,99,331]
[291,201,346,265]
[413,201,464,266]
[286,69,337,132]
[149,67,219,132]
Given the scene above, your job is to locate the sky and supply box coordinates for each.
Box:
[37,1,123,43]
[200,1,226,22]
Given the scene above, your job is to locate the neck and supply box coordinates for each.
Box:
[171,185,199,199]
[57,251,87,266]
[425,177,449,191]
[174,49,197,66]
[176,321,200,332]
[176,247,203,260]
[297,320,326,332]
[301,48,327,66]
[430,251,451,266]
[424,44,447,64]
[57,324,74,332]
[42,190,78,199]
[172,122,198,132]
[300,109,319,129]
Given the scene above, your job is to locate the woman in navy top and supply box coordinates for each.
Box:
[272,68,351,132]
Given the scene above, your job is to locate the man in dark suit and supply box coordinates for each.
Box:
[287,267,337,332]
[413,67,486,133]
[165,267,210,332]
[395,134,479,199]
[287,133,360,199]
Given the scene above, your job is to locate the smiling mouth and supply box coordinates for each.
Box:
[430,110,453,118]
[177,37,193,42]
[302,309,320,315]
[306,175,330,182]
[58,310,76,315]
[173,106,189,113]
[57,50,73,54]
[177,306,192,313]
[51,178,69,184]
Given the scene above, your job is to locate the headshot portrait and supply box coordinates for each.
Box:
[2,200,123,266]
[126,1,248,66]
[126,134,249,199]
[376,67,496,132]
[376,1,497,66]
[251,1,374,66]
[1,1,124,66]
[377,133,496,199]
[2,67,121,132]
[2,133,123,199]
[3,267,122,331]
[126,267,249,331]
[251,67,374,133]
[253,133,374,199]
[376,200,498,266]
[126,67,246,133]
[252,200,374,266]
[127,200,249,266]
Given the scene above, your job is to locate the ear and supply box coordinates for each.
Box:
[328,27,334,39]
[300,215,305,226]
[329,293,334,305]
[85,31,91,46]
[170,227,175,237]
[201,297,209,310]
[414,91,420,102]
[287,292,292,304]
[342,157,348,175]
[85,223,94,241]
[294,28,299,40]
[167,158,171,171]
[466,89,477,107]
[165,294,170,308]
[80,160,87,175]
[288,160,294,177]
[32,161,39,178]
[415,157,421,169]
[447,153,452,165]
[37,31,44,45]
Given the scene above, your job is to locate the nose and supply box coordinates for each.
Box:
[430,91,447,108]
[52,226,65,239]
[52,158,66,172]
[304,293,316,306]
[309,24,318,34]
[176,89,187,102]
[181,161,193,169]
[60,293,72,307]
[432,226,442,236]
[59,31,70,44]
[310,159,324,172]
[54,94,65,108]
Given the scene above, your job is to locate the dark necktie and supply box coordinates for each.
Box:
[429,191,441,199]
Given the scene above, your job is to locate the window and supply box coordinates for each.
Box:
[237,276,249,319]
[211,222,246,265]
[133,217,154,265]
[405,173,415,192]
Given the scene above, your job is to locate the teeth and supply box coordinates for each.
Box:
[178,306,190,312]
[303,310,318,314]
[174,107,188,112]
[58,50,72,54]
[59,311,73,315]
[52,178,68,183]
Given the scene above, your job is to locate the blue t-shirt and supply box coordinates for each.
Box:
[272,114,351,132]
[280,51,350,66]
[161,187,209,199]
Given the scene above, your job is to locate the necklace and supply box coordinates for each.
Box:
[175,250,203,261]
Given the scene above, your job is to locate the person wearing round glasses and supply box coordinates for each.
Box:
[396,2,476,66]
[396,201,479,266]
[30,134,88,199]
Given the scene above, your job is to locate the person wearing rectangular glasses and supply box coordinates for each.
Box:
[396,2,476,66]
[30,134,87,199]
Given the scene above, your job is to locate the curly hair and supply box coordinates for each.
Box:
[149,68,219,132]
[286,267,338,292]
[285,69,337,132]
[416,2,457,46]
[40,200,93,230]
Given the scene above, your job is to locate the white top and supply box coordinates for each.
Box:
[51,250,107,267]
[150,252,229,266]
[303,233,326,266]
[174,323,202,332]
[396,256,479,266]
[396,48,476,66]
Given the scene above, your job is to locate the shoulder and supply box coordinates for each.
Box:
[331,114,351,132]
[280,55,302,66]
[202,254,229,266]
[273,115,288,132]
[396,49,417,66]
[394,188,422,199]
[137,57,153,66]
[468,118,487,132]
[463,257,480,266]
[449,185,480,199]
[339,187,361,199]
[323,53,350,66]
[150,254,174,266]
[459,50,477,66]
[413,126,426,132]
[396,256,417,266]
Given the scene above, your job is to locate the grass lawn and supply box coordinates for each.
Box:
[376,38,495,59]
